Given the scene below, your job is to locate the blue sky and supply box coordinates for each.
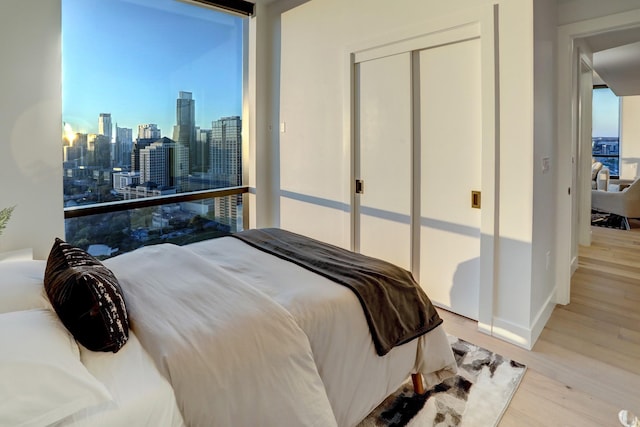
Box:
[592,87,620,138]
[62,0,243,136]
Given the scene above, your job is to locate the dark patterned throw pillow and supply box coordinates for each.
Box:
[44,238,129,352]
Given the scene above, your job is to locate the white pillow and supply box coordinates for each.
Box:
[0,309,112,427]
[0,260,51,313]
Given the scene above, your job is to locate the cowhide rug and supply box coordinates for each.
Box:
[358,335,526,427]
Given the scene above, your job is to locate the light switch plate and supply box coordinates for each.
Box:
[542,157,550,174]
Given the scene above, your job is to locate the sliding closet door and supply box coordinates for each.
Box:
[418,38,482,320]
[355,53,412,270]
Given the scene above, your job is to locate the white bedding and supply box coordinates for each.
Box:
[0,257,183,427]
[2,235,454,427]
[187,236,457,427]
[53,332,184,427]
[105,243,338,427]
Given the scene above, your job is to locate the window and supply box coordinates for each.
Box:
[62,0,248,258]
[592,86,620,177]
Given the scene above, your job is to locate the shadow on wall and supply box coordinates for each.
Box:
[449,256,481,320]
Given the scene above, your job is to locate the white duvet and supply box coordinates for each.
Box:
[54,333,184,427]
[105,243,337,427]
[187,237,457,427]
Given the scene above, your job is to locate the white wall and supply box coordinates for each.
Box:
[492,0,536,344]
[279,0,549,347]
[247,0,312,230]
[0,0,64,259]
[531,0,558,337]
[620,95,640,179]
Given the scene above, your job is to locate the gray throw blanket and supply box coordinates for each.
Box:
[231,228,443,356]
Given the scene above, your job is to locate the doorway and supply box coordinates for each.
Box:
[556,11,640,305]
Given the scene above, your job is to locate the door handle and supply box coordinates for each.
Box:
[471,191,481,209]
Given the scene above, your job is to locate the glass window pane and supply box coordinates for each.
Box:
[592,87,620,176]
[64,196,241,259]
[62,0,245,253]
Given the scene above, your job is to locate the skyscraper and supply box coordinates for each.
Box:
[140,137,175,188]
[115,125,133,168]
[98,113,114,167]
[86,134,111,169]
[196,128,212,173]
[210,116,242,186]
[131,138,155,173]
[98,113,112,141]
[63,133,87,165]
[172,91,196,179]
[210,116,242,226]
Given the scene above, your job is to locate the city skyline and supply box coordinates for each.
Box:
[62,0,243,135]
[64,107,238,142]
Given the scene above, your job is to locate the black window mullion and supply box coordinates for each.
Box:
[189,0,255,16]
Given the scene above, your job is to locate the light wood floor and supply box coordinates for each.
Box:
[439,225,640,426]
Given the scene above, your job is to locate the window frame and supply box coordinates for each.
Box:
[62,0,251,247]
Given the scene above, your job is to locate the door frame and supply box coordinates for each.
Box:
[345,4,498,332]
[577,56,594,251]
[556,8,640,305]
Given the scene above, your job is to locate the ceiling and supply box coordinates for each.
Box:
[582,26,640,96]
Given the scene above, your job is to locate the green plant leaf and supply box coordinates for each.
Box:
[0,206,16,236]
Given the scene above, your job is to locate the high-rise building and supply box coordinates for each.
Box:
[197,128,212,173]
[210,116,242,226]
[210,116,242,186]
[98,113,112,141]
[140,137,175,188]
[63,133,88,165]
[87,134,111,169]
[98,113,115,167]
[137,124,161,139]
[132,124,162,173]
[131,138,155,173]
[172,91,196,179]
[115,125,133,167]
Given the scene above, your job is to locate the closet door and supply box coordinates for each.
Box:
[355,52,412,270]
[418,38,482,320]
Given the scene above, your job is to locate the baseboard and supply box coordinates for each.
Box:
[490,317,532,350]
[529,289,556,347]
[490,290,556,350]
[477,321,492,336]
[570,255,578,275]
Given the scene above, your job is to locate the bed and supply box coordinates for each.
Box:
[0,228,456,427]
[0,259,183,427]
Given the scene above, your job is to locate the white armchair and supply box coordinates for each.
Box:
[591,161,603,189]
[596,167,610,191]
[592,178,640,229]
